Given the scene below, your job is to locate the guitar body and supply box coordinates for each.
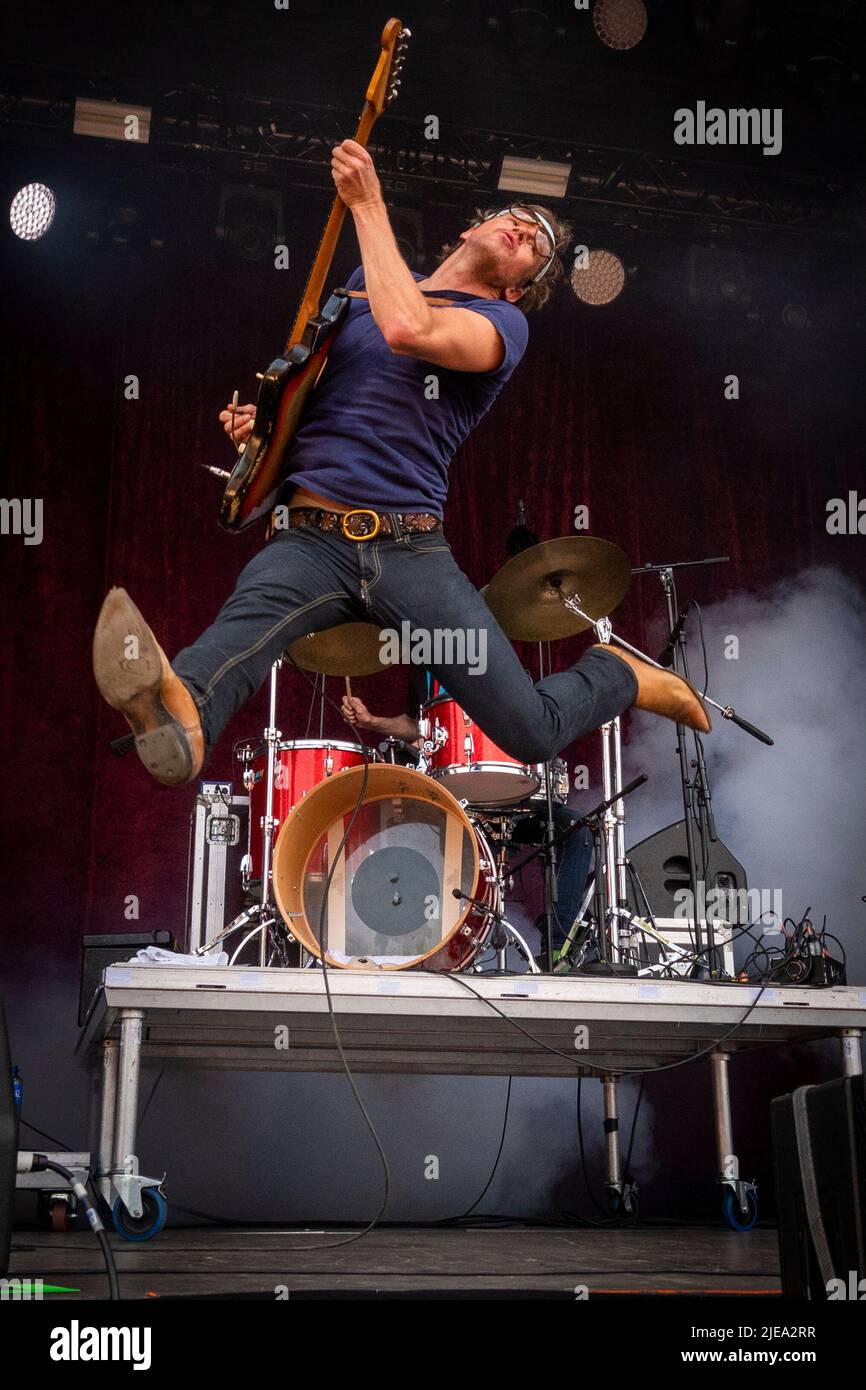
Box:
[219,291,349,530]
[216,18,410,533]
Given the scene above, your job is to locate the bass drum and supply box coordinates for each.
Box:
[272,764,500,971]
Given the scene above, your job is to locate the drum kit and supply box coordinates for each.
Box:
[195,533,769,977]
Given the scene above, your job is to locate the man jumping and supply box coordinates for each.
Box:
[93,138,709,787]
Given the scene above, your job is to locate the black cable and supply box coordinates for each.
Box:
[439,1075,513,1222]
[622,1076,645,1189]
[577,1076,609,1220]
[18,1116,71,1150]
[281,651,392,1251]
[822,932,847,968]
[442,966,772,1079]
[138,1069,164,1128]
[38,1158,119,1300]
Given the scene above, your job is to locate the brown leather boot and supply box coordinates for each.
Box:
[93,587,205,786]
[592,644,712,733]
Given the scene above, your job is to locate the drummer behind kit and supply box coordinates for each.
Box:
[184,533,772,978]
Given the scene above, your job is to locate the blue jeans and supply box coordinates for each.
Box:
[172,525,638,763]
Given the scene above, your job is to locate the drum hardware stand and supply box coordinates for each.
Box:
[196,659,304,968]
[505,778,647,973]
[453,889,541,975]
[415,720,447,775]
[521,776,645,974]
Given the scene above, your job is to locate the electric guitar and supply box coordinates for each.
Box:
[218,18,410,531]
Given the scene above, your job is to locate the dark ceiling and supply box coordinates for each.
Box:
[1,0,864,281]
[2,0,864,164]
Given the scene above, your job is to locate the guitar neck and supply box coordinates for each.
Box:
[283,103,380,354]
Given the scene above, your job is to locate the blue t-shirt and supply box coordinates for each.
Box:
[284,266,529,516]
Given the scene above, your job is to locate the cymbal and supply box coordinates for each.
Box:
[483,536,630,642]
[288,622,390,677]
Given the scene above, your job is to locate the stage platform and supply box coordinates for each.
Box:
[77,963,866,1077]
[8,1224,784,1299]
[68,964,864,1243]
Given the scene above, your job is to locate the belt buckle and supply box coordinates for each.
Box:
[341,509,381,541]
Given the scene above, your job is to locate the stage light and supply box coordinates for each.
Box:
[592,0,648,51]
[497,156,571,200]
[73,97,151,143]
[216,185,285,263]
[781,303,810,331]
[10,183,56,241]
[571,248,627,305]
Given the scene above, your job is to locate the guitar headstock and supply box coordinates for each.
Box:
[366,18,411,115]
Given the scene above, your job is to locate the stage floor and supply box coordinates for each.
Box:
[8,1224,783,1299]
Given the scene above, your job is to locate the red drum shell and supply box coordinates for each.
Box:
[242,739,369,881]
[420,695,540,807]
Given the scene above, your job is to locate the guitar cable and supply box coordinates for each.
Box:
[280,651,393,1250]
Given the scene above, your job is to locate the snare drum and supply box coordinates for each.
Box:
[238,739,370,882]
[419,695,541,808]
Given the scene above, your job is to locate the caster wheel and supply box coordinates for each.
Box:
[723,1188,758,1231]
[111,1189,167,1241]
[49,1197,72,1233]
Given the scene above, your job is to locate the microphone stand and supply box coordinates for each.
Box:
[551,570,773,976]
[637,558,728,973]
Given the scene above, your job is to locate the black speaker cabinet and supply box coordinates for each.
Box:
[0,1004,17,1276]
[625,819,748,920]
[78,931,177,1027]
[772,1075,866,1299]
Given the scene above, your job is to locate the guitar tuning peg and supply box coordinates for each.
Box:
[402,27,412,38]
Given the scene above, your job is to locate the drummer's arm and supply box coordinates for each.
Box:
[341,695,420,743]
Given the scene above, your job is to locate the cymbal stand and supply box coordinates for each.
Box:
[536,638,560,973]
[599,714,631,961]
[556,594,773,967]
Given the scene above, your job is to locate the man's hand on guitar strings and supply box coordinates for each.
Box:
[219,399,256,451]
[331,139,383,211]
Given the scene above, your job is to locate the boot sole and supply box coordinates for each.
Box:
[93,588,197,785]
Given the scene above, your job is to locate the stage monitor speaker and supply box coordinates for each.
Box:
[625,820,748,922]
[0,1003,17,1277]
[772,1075,866,1299]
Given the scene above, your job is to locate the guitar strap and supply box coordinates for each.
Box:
[264,288,467,538]
[345,290,466,307]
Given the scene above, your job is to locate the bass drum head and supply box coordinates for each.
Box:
[272,764,482,970]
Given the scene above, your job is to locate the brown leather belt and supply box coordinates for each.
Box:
[285,507,442,541]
